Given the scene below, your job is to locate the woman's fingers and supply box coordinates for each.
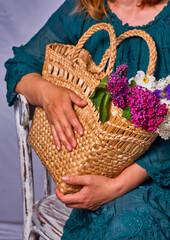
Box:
[54,109,78,150]
[68,91,87,135]
[55,186,98,211]
[55,175,92,204]
[53,119,73,151]
[55,188,83,204]
[42,85,87,151]
[62,175,92,186]
[64,91,87,136]
[47,109,72,151]
[69,90,87,107]
[55,175,115,211]
[46,104,77,151]
[60,118,77,148]
[50,124,61,150]
[50,101,85,150]
[65,108,84,136]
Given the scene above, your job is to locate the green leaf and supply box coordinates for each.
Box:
[122,106,131,121]
[92,90,107,111]
[130,80,136,87]
[89,75,111,124]
[90,75,109,103]
[100,92,111,124]
[89,86,99,100]
[90,87,108,101]
[99,75,108,86]
[97,83,107,88]
[90,75,109,100]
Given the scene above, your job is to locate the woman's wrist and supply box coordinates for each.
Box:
[15,72,51,106]
[108,163,149,200]
[36,76,53,107]
[108,177,125,200]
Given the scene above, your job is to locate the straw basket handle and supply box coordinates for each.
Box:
[71,23,117,75]
[116,29,157,75]
[98,29,157,76]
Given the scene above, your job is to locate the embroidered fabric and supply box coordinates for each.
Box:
[62,184,170,240]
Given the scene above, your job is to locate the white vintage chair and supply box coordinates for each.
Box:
[14,94,72,240]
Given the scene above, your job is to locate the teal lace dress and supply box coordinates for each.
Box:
[5,0,170,239]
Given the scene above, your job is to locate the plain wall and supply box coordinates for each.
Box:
[0,0,64,223]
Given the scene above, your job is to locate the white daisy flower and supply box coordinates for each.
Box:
[129,70,156,91]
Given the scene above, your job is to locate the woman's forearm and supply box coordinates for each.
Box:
[14,72,51,106]
[111,163,149,199]
[56,163,149,211]
[14,72,87,151]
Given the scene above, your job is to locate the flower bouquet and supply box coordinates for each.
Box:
[90,64,169,140]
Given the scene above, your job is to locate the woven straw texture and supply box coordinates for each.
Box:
[29,23,158,194]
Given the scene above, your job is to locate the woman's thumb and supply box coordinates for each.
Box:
[69,91,87,107]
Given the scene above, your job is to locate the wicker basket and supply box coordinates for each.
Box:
[29,23,158,194]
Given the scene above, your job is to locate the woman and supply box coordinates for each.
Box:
[5,0,170,239]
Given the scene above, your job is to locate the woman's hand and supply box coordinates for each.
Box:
[55,175,116,211]
[55,163,149,211]
[40,82,87,151]
[15,73,87,151]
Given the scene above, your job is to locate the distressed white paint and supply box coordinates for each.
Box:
[44,170,52,197]
[33,195,72,239]
[14,95,35,239]
[14,95,71,239]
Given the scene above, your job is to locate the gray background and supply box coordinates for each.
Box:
[0,0,64,224]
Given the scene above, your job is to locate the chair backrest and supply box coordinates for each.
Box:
[14,94,52,238]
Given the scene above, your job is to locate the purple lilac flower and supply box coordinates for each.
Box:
[115,63,128,76]
[107,64,129,108]
[127,86,168,133]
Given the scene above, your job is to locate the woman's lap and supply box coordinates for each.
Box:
[62,181,170,240]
